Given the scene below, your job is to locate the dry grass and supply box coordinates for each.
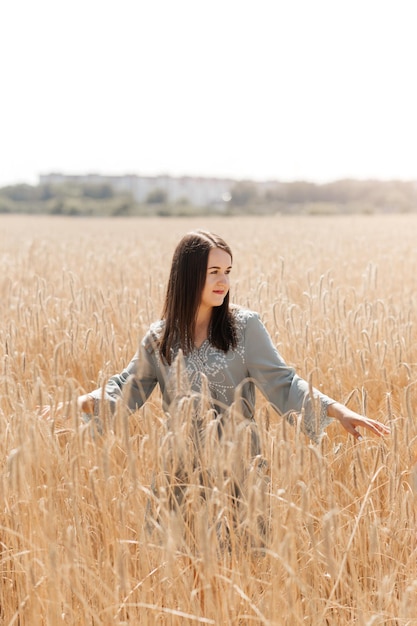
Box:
[1,214,417,625]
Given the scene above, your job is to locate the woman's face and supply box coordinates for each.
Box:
[199,247,232,313]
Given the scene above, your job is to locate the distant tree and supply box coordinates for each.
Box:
[146,188,168,204]
[82,183,114,199]
[175,195,190,206]
[50,200,64,215]
[230,181,258,206]
[111,201,133,216]
[283,181,319,203]
[0,184,37,202]
[38,184,55,201]
[0,197,12,213]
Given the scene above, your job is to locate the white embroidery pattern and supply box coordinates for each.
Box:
[149,309,250,405]
[183,309,248,404]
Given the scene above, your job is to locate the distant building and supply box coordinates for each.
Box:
[39,173,238,207]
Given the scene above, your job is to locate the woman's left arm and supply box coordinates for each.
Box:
[243,311,390,442]
[327,402,391,440]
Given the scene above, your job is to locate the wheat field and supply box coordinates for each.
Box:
[1,214,416,625]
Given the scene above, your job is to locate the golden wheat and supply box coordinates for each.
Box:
[1,214,417,625]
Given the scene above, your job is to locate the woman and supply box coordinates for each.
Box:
[77,230,390,445]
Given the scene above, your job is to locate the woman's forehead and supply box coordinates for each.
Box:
[207,248,232,267]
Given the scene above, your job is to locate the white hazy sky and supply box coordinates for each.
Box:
[1,0,416,187]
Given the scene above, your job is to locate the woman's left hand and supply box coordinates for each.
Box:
[327,402,391,441]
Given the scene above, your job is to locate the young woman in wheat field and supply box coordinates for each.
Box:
[73,230,389,447]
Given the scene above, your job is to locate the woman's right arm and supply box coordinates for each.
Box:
[40,332,159,421]
[83,339,158,416]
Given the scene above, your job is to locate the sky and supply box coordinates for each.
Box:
[1,0,416,188]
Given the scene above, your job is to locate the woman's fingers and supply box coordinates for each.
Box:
[348,417,391,442]
[37,398,95,421]
[36,402,68,420]
[37,405,52,419]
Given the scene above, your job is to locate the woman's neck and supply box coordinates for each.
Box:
[194,306,212,348]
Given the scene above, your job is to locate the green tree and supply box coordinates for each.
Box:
[82,183,114,199]
[230,181,258,206]
[146,188,168,204]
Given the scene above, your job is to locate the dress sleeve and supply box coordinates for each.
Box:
[244,312,334,442]
[89,334,158,415]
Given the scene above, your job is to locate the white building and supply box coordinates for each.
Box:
[39,173,237,207]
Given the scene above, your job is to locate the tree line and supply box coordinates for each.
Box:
[1,178,416,216]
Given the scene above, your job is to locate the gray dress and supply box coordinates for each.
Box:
[89,308,334,443]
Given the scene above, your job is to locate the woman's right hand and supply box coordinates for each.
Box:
[77,394,95,414]
[38,403,65,420]
[39,394,95,420]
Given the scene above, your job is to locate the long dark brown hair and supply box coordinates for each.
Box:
[160,230,237,364]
